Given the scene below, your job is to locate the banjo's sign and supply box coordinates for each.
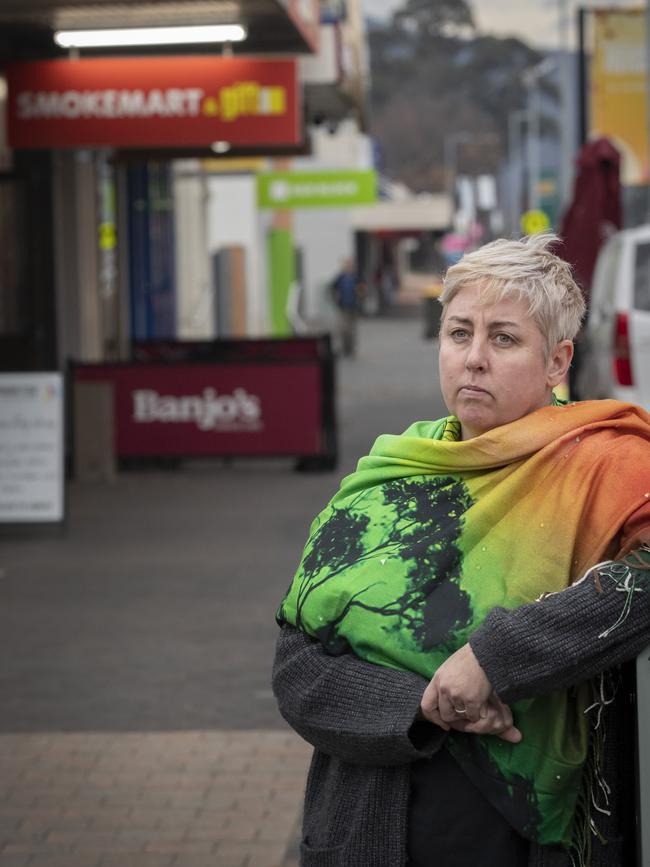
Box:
[6,56,301,148]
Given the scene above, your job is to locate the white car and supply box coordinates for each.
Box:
[577,224,650,409]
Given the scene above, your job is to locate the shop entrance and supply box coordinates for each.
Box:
[0,152,56,371]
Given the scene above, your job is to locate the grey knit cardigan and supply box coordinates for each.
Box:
[272,568,650,867]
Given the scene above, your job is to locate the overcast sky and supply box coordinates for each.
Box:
[361,0,635,50]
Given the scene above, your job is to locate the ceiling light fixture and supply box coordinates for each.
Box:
[211,141,231,154]
[54,24,247,49]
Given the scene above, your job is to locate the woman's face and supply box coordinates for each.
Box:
[439,283,572,440]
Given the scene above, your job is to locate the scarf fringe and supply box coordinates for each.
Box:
[543,547,650,638]
[564,548,650,865]
[568,670,618,867]
[595,560,645,639]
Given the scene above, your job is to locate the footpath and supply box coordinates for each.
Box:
[0,312,446,867]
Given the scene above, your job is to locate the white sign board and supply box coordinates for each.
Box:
[0,372,64,523]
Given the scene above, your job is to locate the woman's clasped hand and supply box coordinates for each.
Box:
[419,641,522,742]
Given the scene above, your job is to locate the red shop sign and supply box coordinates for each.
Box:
[6,56,301,149]
[74,363,323,457]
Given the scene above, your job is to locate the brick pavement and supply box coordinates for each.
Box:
[0,731,311,867]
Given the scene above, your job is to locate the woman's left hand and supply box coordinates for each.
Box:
[451,694,522,743]
[420,643,493,725]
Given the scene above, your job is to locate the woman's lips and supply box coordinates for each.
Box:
[459,385,491,396]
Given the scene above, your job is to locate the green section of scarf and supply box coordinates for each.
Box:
[277,399,650,850]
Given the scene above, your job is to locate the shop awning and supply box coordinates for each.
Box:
[0,0,319,58]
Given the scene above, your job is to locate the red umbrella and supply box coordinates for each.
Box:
[558,137,622,304]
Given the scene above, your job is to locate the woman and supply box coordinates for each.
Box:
[273,234,650,867]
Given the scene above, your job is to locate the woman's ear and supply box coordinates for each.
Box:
[546,340,574,388]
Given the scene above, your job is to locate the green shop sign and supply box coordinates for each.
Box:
[257,170,377,208]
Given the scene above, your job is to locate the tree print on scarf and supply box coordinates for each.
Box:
[281,475,474,656]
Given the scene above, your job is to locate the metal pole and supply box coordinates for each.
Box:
[524,58,558,212]
[443,132,470,202]
[507,109,526,234]
[638,647,650,867]
[639,23,650,867]
[557,0,575,209]
[577,7,589,147]
[527,84,541,210]
[557,0,570,48]
[646,0,650,221]
[443,135,455,201]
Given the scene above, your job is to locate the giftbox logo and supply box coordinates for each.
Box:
[132,387,262,432]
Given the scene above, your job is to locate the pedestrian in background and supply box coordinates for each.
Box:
[330,257,363,357]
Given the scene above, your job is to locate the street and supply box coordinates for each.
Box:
[1,310,445,733]
[0,311,447,866]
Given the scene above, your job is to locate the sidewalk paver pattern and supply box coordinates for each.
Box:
[1,315,444,865]
[0,731,310,866]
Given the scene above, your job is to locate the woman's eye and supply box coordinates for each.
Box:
[450,329,469,340]
[494,333,514,346]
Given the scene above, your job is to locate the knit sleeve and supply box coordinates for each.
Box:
[272,625,446,766]
[469,547,650,703]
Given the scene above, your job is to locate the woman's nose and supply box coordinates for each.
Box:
[465,338,488,370]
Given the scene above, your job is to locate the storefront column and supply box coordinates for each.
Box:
[53,150,102,363]
[267,159,294,336]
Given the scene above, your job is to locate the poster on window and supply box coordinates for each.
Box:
[0,372,65,524]
[590,9,648,185]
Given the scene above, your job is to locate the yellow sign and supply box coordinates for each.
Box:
[98,222,116,251]
[591,10,648,185]
[200,158,266,173]
[520,210,550,235]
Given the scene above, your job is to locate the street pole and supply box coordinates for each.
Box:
[443,132,471,202]
[507,109,526,234]
[577,8,589,147]
[646,0,650,221]
[524,57,558,212]
[557,0,575,209]
[526,84,540,210]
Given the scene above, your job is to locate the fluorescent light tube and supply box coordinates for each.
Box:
[54,24,247,48]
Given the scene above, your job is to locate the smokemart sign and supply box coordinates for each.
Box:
[257,170,377,208]
[6,56,300,148]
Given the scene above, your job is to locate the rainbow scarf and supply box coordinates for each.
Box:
[278,399,650,849]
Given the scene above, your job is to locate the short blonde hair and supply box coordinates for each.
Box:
[440,234,586,354]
